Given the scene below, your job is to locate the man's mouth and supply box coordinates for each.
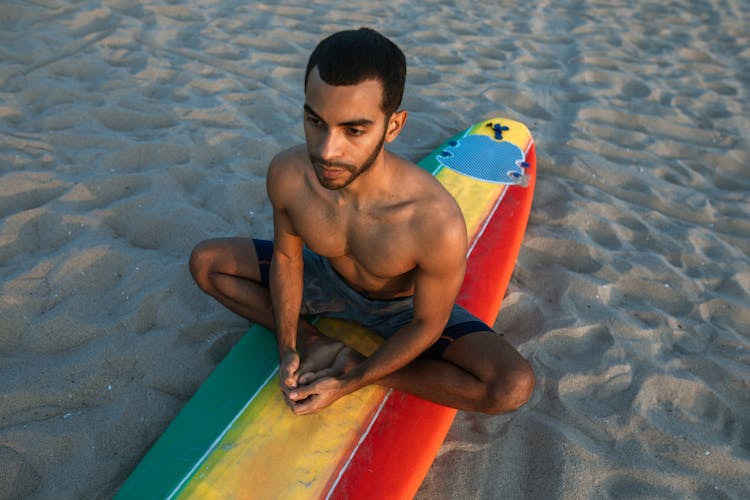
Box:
[312,158,353,179]
[319,165,344,179]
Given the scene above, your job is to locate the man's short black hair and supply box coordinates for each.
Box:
[305,28,406,115]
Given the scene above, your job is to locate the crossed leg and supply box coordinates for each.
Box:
[189,237,350,378]
[189,237,534,415]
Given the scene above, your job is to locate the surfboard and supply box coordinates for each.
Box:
[116,117,536,499]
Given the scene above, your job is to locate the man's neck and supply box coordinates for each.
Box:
[335,150,393,206]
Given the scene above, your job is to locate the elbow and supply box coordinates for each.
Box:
[270,248,302,273]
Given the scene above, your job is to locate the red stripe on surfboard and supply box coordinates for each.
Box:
[457,143,536,324]
[326,143,536,500]
[325,393,456,500]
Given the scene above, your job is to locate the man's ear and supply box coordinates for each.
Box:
[385,110,408,143]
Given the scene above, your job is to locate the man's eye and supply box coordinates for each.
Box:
[348,128,364,136]
[306,116,323,126]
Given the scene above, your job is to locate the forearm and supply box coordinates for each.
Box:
[341,319,439,392]
[269,252,303,357]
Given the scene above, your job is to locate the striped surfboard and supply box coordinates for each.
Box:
[116,117,537,499]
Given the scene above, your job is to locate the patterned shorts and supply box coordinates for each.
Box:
[253,239,495,360]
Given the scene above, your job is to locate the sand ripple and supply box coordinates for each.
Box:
[1,0,748,498]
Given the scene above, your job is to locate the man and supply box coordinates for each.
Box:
[190,28,534,415]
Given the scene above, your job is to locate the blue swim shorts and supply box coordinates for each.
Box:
[253,239,495,360]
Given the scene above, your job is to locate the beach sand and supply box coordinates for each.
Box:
[1,0,748,498]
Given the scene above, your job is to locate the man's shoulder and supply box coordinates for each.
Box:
[267,145,309,204]
[387,154,466,248]
[389,153,444,196]
[391,155,461,215]
[269,144,308,174]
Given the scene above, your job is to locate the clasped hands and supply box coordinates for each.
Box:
[278,351,350,415]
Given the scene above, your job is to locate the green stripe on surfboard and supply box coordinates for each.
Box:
[116,326,277,499]
[417,130,467,174]
[117,123,483,499]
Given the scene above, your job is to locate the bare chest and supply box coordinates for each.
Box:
[288,200,416,288]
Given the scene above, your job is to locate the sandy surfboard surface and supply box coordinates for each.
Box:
[0,1,748,498]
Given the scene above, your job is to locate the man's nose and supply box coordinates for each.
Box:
[318,130,344,160]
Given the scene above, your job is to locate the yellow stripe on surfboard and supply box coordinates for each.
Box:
[176,321,384,500]
[178,385,388,499]
[436,167,507,240]
[436,118,531,241]
[468,117,532,149]
[174,117,532,499]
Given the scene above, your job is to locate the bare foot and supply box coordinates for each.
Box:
[298,344,364,385]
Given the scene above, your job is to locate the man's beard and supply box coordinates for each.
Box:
[309,129,387,190]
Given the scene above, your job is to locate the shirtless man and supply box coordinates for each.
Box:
[190,28,534,416]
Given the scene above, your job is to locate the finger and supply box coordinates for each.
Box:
[279,371,298,390]
[297,358,315,376]
[288,380,321,402]
[287,388,304,402]
[298,371,325,385]
[292,396,318,416]
[280,355,300,388]
[281,392,295,410]
[286,356,300,381]
[298,368,336,385]
[298,372,314,385]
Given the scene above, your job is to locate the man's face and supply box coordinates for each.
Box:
[303,67,389,190]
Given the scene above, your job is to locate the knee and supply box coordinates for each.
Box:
[482,360,535,415]
[189,239,219,290]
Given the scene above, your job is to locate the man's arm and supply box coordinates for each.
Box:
[344,248,466,385]
[290,214,468,414]
[266,157,305,391]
